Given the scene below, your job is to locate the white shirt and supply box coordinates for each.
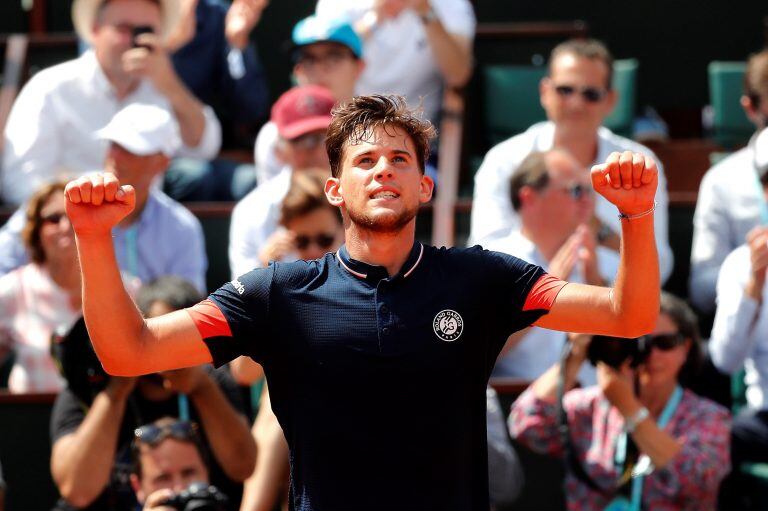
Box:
[315,0,476,124]
[229,167,292,277]
[253,121,284,185]
[710,244,768,410]
[486,230,620,383]
[470,121,674,283]
[1,50,222,205]
[690,147,763,313]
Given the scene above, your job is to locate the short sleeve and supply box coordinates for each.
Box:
[187,266,275,367]
[50,388,86,443]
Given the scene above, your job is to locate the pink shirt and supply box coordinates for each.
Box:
[0,264,79,393]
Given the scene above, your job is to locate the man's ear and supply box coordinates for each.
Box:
[325,176,344,207]
[130,473,144,503]
[419,173,434,204]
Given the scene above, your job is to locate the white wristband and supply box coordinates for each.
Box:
[624,406,650,433]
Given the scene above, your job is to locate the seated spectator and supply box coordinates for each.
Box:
[486,150,618,382]
[690,49,768,313]
[254,14,364,185]
[229,85,335,277]
[710,224,768,506]
[470,38,673,283]
[1,0,221,206]
[315,0,474,126]
[163,0,271,201]
[130,417,225,510]
[0,103,207,290]
[510,292,730,510]
[50,276,254,510]
[0,182,79,393]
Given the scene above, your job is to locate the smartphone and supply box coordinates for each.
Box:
[131,25,154,49]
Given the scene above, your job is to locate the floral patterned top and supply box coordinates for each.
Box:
[509,385,731,511]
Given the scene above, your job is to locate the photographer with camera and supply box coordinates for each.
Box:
[130,417,228,511]
[509,292,730,510]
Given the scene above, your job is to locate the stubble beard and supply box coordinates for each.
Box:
[346,203,419,234]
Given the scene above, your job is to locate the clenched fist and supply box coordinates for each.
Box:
[64,173,136,236]
[591,151,657,217]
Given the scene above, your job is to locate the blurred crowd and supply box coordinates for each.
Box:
[1,0,768,510]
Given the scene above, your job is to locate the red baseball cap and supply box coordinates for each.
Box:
[271,85,336,140]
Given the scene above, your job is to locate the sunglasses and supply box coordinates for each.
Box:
[134,420,199,446]
[40,212,69,225]
[641,333,685,351]
[550,183,591,200]
[554,84,609,103]
[295,233,336,250]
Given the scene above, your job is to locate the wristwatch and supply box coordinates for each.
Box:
[624,406,650,433]
[419,6,438,25]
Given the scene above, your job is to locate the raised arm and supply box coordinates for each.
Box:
[535,151,659,338]
[65,173,212,376]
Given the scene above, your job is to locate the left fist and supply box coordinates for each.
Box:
[591,151,657,216]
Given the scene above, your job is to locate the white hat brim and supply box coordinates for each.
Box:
[72,0,182,45]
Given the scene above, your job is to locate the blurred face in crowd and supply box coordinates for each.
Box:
[132,437,209,503]
[91,0,162,83]
[294,42,364,102]
[277,129,330,170]
[329,125,432,233]
[523,150,593,240]
[285,207,343,260]
[638,312,690,389]
[105,143,169,199]
[540,53,617,135]
[39,193,76,262]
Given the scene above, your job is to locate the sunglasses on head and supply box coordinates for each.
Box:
[641,333,685,351]
[295,233,336,250]
[134,420,199,446]
[554,84,608,103]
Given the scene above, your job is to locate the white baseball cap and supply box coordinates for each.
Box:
[97,103,181,157]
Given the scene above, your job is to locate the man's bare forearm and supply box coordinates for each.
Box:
[422,23,473,88]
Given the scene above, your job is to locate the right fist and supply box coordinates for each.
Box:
[65,173,136,236]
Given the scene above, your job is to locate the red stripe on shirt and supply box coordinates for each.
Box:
[186,299,232,338]
[523,274,568,312]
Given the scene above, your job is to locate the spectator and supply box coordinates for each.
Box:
[130,417,221,510]
[229,85,335,277]
[50,276,254,511]
[0,182,79,393]
[163,0,271,201]
[1,0,221,206]
[690,49,768,314]
[254,14,364,185]
[486,150,618,382]
[710,225,768,506]
[486,386,524,509]
[510,292,730,510]
[470,38,673,283]
[315,0,474,126]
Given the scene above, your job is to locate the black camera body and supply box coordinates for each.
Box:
[132,25,154,49]
[161,483,229,511]
[587,335,649,368]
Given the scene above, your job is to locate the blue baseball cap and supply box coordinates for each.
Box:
[292,15,363,59]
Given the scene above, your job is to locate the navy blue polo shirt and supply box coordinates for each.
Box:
[190,243,553,511]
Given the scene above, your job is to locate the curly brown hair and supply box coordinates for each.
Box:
[325,95,436,178]
[22,181,68,265]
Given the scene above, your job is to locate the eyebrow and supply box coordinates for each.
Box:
[352,149,412,159]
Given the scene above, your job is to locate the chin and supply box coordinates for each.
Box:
[348,206,417,233]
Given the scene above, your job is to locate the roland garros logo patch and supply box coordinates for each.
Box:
[433,309,463,342]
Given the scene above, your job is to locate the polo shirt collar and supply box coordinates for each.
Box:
[337,242,424,282]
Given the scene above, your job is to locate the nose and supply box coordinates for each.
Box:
[373,157,394,180]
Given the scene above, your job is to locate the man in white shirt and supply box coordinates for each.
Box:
[690,49,768,314]
[470,38,673,283]
[1,0,221,206]
[486,149,618,382]
[315,0,475,126]
[229,85,335,277]
[253,14,364,185]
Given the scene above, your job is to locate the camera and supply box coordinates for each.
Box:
[586,334,649,368]
[50,317,110,406]
[161,483,229,511]
[132,25,154,49]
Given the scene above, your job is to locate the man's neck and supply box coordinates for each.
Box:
[552,126,600,168]
[343,221,417,277]
[520,224,567,263]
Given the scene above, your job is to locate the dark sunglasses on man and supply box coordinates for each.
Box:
[134,420,199,446]
[549,183,591,201]
[295,233,336,250]
[554,84,609,103]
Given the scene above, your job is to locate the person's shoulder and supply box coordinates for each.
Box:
[701,146,754,186]
[598,127,660,159]
[484,123,547,162]
[15,57,83,101]
[681,388,731,422]
[429,244,536,272]
[269,255,331,286]
[721,243,751,272]
[234,169,289,213]
[148,191,204,232]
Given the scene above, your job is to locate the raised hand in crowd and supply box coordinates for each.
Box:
[548,225,604,286]
[744,225,768,302]
[142,488,175,511]
[225,0,269,50]
[258,229,296,268]
[156,367,208,395]
[596,361,636,416]
[124,33,184,98]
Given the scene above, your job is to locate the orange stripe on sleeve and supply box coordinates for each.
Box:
[186,299,233,339]
[523,274,568,312]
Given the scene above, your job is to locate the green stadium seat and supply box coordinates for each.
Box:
[708,61,753,148]
[603,59,638,137]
